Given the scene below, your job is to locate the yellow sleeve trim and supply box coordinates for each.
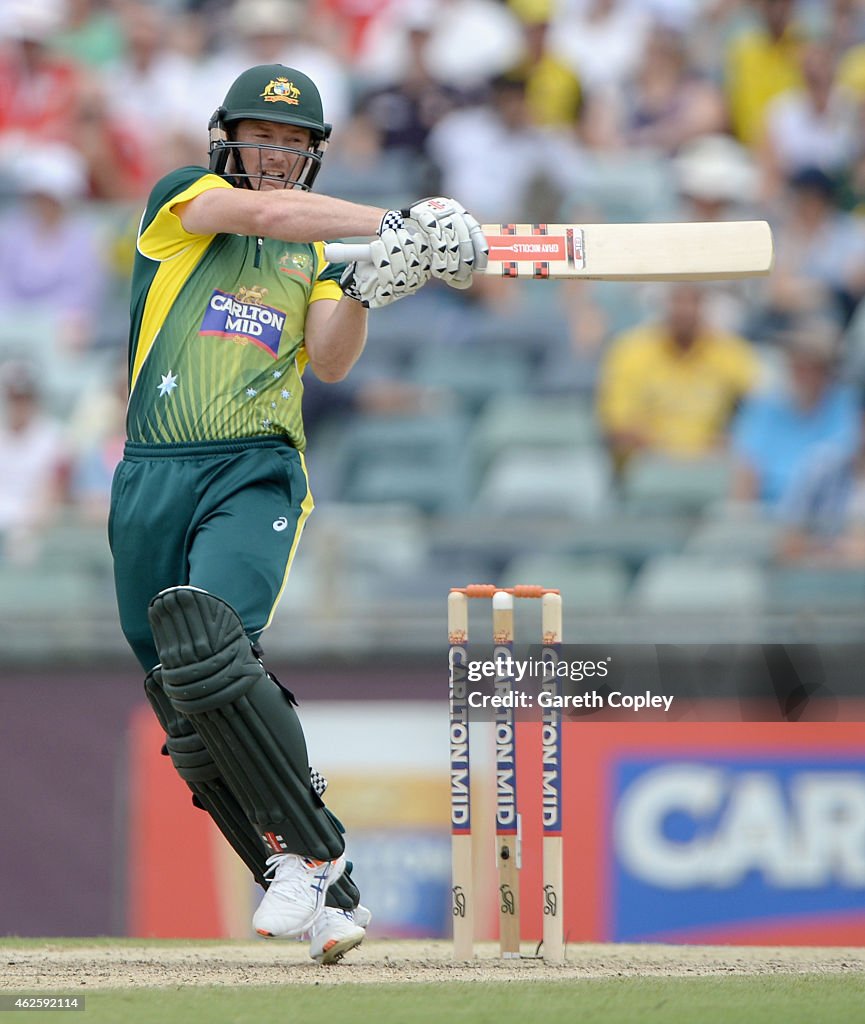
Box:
[309,280,343,303]
[312,240,328,279]
[138,173,232,262]
[311,240,342,301]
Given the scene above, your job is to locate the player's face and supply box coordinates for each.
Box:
[232,120,314,190]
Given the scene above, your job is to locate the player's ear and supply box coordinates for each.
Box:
[315,124,331,157]
[300,122,331,189]
[208,107,230,174]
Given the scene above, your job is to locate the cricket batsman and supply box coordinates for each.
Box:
[109,63,487,963]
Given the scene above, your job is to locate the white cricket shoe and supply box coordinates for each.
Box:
[253,853,346,938]
[309,904,371,964]
[349,904,372,929]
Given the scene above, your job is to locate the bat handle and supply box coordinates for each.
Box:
[324,242,373,264]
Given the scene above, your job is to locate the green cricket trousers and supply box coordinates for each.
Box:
[109,437,313,671]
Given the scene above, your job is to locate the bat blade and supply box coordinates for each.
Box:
[322,220,774,281]
[482,221,774,281]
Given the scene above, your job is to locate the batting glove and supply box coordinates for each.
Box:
[401,197,489,289]
[339,227,433,309]
[378,209,406,234]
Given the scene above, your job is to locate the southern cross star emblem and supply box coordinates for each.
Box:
[158,371,178,396]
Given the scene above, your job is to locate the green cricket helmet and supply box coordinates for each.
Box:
[208,64,332,190]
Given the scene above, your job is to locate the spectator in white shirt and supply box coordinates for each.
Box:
[0,361,67,564]
[759,39,861,202]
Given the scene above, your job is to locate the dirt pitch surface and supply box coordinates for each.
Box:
[4,940,865,989]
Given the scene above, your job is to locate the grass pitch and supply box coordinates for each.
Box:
[6,977,865,1024]
[3,938,865,1024]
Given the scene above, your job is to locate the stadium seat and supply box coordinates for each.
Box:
[455,306,571,362]
[40,522,113,573]
[559,151,678,223]
[331,412,474,513]
[305,502,431,577]
[630,554,766,612]
[409,342,530,414]
[0,564,96,615]
[267,542,320,615]
[473,448,612,518]
[566,517,692,569]
[363,291,448,374]
[622,453,734,515]
[501,553,629,611]
[767,567,865,610]
[314,150,426,208]
[683,515,782,564]
[469,394,598,477]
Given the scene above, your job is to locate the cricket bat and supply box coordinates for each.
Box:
[323,220,774,281]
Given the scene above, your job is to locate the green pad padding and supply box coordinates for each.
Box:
[144,669,361,905]
[144,669,271,887]
[327,866,361,910]
[148,587,344,861]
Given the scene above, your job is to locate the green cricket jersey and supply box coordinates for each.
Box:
[126,166,344,450]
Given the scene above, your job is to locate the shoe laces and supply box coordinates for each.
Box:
[262,853,323,899]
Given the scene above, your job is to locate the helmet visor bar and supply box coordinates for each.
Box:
[220,140,325,191]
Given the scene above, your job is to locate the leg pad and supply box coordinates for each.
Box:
[145,668,270,887]
[327,867,361,910]
[148,587,344,861]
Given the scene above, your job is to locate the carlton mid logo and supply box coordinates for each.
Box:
[609,757,865,942]
[199,288,286,358]
[261,78,301,105]
[616,763,865,889]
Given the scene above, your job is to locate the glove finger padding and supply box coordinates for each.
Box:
[403,197,487,288]
[463,208,489,273]
[447,208,489,289]
[339,227,432,309]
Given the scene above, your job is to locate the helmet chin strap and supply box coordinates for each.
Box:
[231,147,255,190]
[221,125,255,189]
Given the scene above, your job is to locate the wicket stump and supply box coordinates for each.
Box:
[447,585,564,962]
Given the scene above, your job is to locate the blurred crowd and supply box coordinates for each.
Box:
[4,0,865,582]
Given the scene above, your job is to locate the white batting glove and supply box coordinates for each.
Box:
[402,197,489,289]
[378,209,406,234]
[339,227,433,309]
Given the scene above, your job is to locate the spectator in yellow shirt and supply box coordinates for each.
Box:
[507,0,582,130]
[725,0,803,147]
[597,284,760,474]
